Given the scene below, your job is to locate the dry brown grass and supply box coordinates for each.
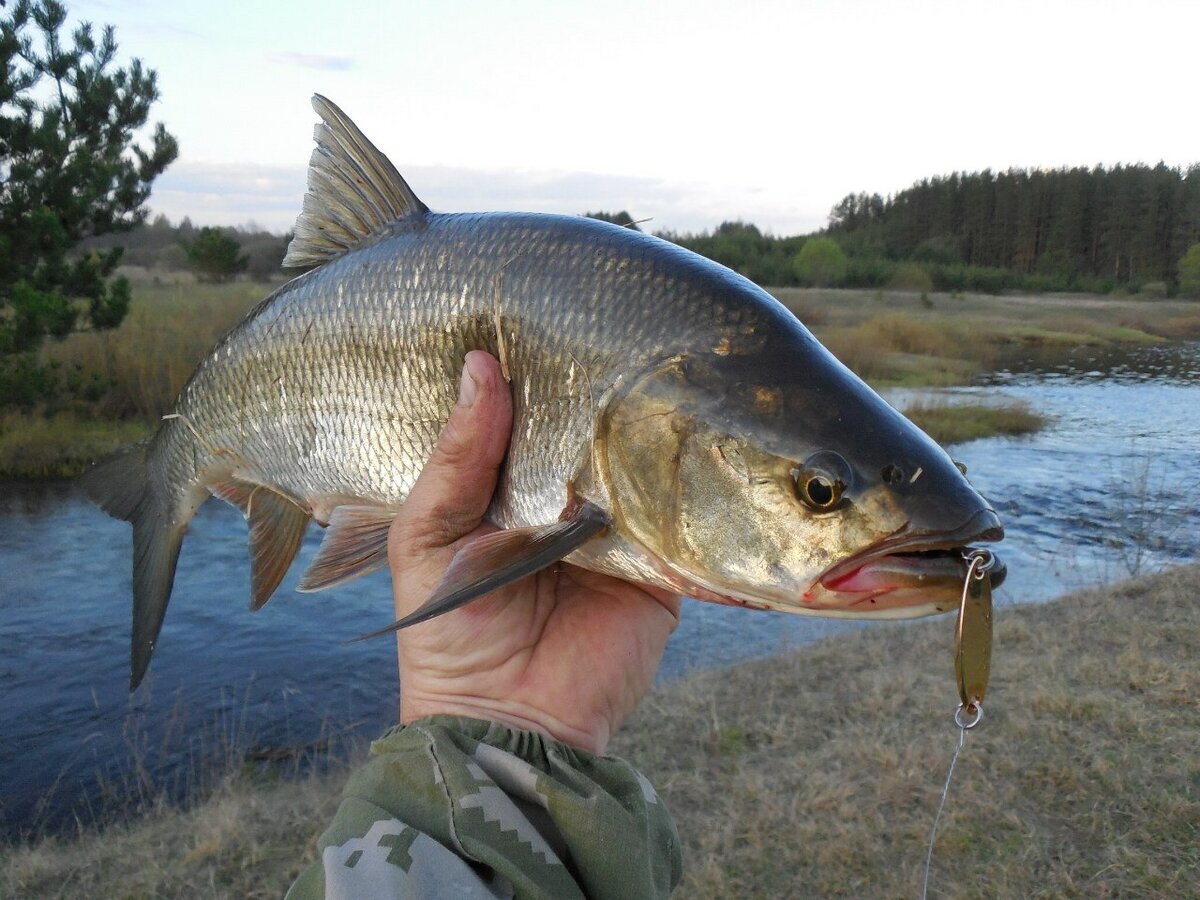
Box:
[617,565,1200,898]
[771,287,1197,388]
[0,770,342,899]
[1123,308,1200,341]
[4,281,1195,476]
[41,274,278,420]
[4,566,1197,898]
[0,274,282,477]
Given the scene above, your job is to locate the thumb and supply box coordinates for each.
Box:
[389,351,513,559]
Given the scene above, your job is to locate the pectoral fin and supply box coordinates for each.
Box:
[297,505,399,592]
[353,501,609,641]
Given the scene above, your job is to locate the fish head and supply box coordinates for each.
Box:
[596,308,1004,618]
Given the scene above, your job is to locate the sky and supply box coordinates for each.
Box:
[63,0,1200,236]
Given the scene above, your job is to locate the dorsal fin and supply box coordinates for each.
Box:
[283,94,429,269]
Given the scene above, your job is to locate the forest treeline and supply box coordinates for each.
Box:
[97,162,1200,297]
[656,163,1200,296]
[80,216,290,281]
[828,164,1200,286]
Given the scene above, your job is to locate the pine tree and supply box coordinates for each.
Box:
[183,227,248,283]
[1,0,176,402]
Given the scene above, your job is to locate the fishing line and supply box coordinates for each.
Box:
[922,549,995,899]
[921,703,981,899]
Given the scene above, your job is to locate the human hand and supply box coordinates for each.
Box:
[387,351,682,754]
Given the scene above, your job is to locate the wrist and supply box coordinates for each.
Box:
[400,693,610,754]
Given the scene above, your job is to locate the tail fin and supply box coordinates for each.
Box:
[80,439,188,690]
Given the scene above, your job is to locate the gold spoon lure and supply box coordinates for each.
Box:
[955,549,996,726]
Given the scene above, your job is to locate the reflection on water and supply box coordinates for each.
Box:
[1,342,1198,835]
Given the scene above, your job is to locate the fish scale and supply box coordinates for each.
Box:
[169,214,701,512]
[84,95,1003,689]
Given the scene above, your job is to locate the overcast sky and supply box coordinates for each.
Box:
[67,0,1200,235]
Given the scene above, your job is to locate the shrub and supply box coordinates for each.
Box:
[183,228,248,283]
[843,256,894,288]
[793,238,848,287]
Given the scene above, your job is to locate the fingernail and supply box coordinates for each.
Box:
[457,358,479,407]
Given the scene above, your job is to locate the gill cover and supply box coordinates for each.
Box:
[594,354,899,610]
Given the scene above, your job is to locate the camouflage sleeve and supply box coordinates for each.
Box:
[286,715,681,900]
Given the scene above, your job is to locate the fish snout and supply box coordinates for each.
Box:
[958,506,1004,546]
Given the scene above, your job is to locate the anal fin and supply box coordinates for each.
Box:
[353,500,609,641]
[297,505,399,593]
[210,478,311,610]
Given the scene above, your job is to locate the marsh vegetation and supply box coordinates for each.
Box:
[5,275,1197,478]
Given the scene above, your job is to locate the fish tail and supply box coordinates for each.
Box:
[80,436,192,690]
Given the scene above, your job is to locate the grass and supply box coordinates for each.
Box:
[631,564,1200,898]
[2,277,1197,478]
[1,768,341,898]
[41,273,279,421]
[903,400,1047,445]
[4,565,1198,897]
[0,412,149,479]
[0,273,279,479]
[772,286,1200,388]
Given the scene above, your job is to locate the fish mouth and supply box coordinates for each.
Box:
[811,509,1005,613]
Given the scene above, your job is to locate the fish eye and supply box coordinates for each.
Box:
[791,451,851,512]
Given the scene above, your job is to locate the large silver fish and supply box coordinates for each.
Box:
[84,96,1004,689]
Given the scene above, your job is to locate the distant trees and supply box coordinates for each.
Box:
[80,216,288,280]
[182,227,248,283]
[794,237,848,287]
[656,163,1200,295]
[1,0,176,400]
[658,221,805,286]
[826,164,1200,289]
[585,210,641,230]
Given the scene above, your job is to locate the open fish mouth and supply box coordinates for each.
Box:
[811,510,1005,612]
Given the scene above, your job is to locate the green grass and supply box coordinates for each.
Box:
[903,400,1047,445]
[4,566,1197,897]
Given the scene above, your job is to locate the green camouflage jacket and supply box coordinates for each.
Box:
[287,716,681,899]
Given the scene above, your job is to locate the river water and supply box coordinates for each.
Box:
[2,343,1198,836]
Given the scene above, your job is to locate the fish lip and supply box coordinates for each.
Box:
[816,508,1005,593]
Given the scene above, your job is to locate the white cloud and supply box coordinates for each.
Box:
[149,161,305,231]
[265,51,354,71]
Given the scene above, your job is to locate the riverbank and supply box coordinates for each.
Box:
[5,278,1196,479]
[774,286,1200,387]
[4,565,1196,897]
[902,400,1047,445]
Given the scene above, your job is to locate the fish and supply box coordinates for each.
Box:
[83,95,1004,689]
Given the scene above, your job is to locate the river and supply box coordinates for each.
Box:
[2,342,1198,836]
